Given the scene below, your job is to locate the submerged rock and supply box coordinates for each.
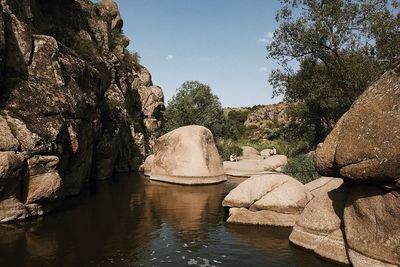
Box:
[150,126,226,185]
[223,174,312,226]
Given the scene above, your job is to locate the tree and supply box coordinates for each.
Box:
[267,0,399,146]
[164,81,226,137]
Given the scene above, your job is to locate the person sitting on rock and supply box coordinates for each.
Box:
[230,154,238,162]
[269,147,277,156]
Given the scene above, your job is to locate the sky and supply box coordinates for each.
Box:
[114,0,283,108]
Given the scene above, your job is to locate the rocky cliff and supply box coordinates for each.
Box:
[244,103,288,129]
[0,0,164,222]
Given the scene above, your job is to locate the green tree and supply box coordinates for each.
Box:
[268,0,399,146]
[164,81,226,137]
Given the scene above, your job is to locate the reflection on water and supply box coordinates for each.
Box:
[0,174,334,267]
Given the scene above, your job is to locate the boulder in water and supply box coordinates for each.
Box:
[142,154,154,176]
[223,174,312,226]
[150,125,226,185]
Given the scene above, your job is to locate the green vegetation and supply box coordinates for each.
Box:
[216,138,242,161]
[267,0,400,147]
[164,81,227,137]
[283,154,320,184]
[123,49,141,68]
[164,81,312,161]
[6,120,18,137]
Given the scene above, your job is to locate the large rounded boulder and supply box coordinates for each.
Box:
[150,125,226,185]
[315,64,400,184]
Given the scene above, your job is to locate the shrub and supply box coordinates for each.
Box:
[283,154,320,184]
[215,138,242,161]
[263,127,282,140]
[123,49,140,67]
[6,120,18,137]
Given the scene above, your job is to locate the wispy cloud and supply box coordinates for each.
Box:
[257,38,269,43]
[258,66,268,72]
[166,55,174,60]
[257,32,274,44]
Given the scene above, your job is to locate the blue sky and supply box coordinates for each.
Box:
[115,0,283,107]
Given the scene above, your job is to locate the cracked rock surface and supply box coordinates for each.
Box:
[0,0,164,222]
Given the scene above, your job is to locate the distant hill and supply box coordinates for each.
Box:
[223,103,290,141]
[224,103,289,128]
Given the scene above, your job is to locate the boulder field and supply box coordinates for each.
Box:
[291,63,400,266]
[222,63,400,266]
[150,125,227,185]
[0,0,164,222]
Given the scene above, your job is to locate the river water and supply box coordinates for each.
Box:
[0,174,335,267]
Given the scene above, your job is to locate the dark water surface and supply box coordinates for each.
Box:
[0,174,335,267]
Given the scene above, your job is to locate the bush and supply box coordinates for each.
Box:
[164,81,226,137]
[263,127,282,140]
[215,138,242,161]
[283,154,320,184]
[227,110,250,123]
[123,49,140,67]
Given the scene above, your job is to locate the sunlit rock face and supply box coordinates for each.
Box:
[151,125,227,185]
[0,0,164,222]
[222,174,312,227]
[315,63,400,183]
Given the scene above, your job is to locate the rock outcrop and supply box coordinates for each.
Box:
[244,103,288,129]
[294,63,400,266]
[150,125,226,185]
[289,178,350,265]
[0,0,164,222]
[223,174,312,226]
[344,185,400,267]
